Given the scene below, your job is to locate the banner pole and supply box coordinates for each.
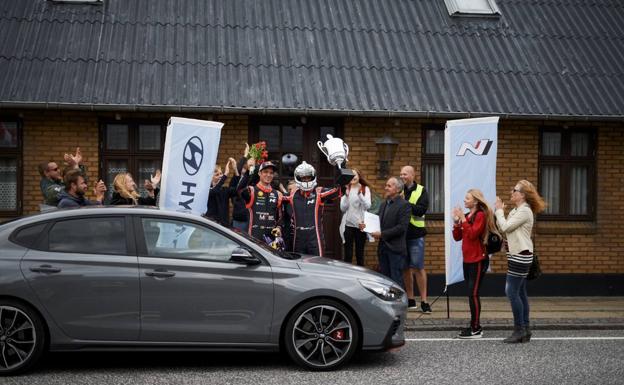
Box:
[445,285,450,319]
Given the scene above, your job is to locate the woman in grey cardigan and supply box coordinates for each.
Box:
[495,180,546,343]
[339,169,372,266]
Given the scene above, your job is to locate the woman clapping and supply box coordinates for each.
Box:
[495,180,546,343]
[452,189,498,339]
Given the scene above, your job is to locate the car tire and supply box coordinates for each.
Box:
[284,299,360,371]
[0,300,46,376]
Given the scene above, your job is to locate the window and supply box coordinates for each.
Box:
[11,223,47,249]
[100,121,165,200]
[49,217,127,255]
[444,0,501,16]
[49,0,103,3]
[141,218,240,262]
[539,128,596,220]
[422,125,445,216]
[0,120,22,217]
[257,124,304,186]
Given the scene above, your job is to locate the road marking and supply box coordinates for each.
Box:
[406,337,624,341]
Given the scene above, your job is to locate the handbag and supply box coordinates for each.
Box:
[527,252,542,280]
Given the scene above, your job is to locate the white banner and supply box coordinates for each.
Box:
[444,117,499,286]
[159,117,223,215]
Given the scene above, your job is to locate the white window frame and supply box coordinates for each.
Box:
[444,0,501,17]
[49,0,103,4]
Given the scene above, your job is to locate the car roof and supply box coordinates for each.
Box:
[1,206,211,228]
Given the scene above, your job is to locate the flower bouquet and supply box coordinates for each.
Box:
[248,141,269,164]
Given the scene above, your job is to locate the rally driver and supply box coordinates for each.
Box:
[284,161,342,257]
[238,161,284,241]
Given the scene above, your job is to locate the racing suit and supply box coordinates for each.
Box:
[285,186,341,257]
[239,182,283,241]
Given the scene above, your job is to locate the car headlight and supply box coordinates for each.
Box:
[359,279,404,302]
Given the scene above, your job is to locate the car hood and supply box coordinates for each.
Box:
[296,255,397,286]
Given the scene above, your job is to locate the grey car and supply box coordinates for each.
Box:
[0,207,406,375]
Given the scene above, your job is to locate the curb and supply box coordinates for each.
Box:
[405,319,624,331]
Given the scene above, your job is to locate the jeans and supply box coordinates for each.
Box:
[505,273,530,327]
[407,237,425,269]
[378,243,407,289]
[343,226,367,266]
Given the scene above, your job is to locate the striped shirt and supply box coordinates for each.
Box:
[507,252,533,278]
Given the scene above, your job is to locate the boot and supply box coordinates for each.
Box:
[503,326,524,344]
[522,325,532,343]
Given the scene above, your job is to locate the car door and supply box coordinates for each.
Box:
[20,215,140,341]
[136,216,274,343]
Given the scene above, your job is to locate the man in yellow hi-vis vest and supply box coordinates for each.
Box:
[400,165,431,313]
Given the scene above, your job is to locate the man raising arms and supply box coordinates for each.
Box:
[238,161,284,241]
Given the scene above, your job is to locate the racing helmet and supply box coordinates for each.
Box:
[294,161,317,191]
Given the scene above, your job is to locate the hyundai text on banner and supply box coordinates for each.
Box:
[444,117,499,286]
[159,117,223,215]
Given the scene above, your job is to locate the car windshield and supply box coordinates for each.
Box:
[230,226,301,260]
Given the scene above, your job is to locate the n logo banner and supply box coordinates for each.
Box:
[159,117,223,215]
[445,117,499,286]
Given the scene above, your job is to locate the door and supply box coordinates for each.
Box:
[136,216,274,343]
[20,216,140,341]
[251,117,344,259]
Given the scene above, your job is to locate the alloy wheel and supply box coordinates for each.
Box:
[0,306,37,372]
[291,305,353,368]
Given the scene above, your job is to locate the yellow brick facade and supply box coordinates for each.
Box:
[344,117,624,275]
[5,109,623,274]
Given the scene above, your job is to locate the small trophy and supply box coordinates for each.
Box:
[317,134,355,185]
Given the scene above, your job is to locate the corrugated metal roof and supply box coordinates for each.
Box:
[0,0,623,119]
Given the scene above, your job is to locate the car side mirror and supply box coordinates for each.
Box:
[230,248,262,265]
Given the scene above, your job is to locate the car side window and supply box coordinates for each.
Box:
[141,218,240,262]
[11,222,47,249]
[48,217,127,255]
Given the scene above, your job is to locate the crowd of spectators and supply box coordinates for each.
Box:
[36,143,548,343]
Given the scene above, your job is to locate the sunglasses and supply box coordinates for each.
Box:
[512,188,522,193]
[49,167,59,172]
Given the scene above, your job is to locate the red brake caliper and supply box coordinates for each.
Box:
[332,329,345,340]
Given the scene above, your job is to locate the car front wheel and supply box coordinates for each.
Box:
[284,299,359,370]
[0,300,46,376]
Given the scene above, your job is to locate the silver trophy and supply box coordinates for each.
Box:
[317,134,355,185]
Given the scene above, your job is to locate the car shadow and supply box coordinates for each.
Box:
[24,349,402,374]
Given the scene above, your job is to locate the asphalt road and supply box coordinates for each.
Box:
[4,330,623,385]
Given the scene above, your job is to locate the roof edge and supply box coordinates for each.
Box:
[1,101,623,123]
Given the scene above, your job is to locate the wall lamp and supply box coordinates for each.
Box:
[375,135,399,179]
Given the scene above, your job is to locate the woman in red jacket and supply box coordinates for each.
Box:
[452,188,498,339]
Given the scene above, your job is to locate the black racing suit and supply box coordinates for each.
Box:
[284,186,341,257]
[239,182,283,241]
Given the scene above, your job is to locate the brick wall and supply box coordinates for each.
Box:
[345,117,624,274]
[22,110,99,214]
[18,110,247,215]
[11,109,624,274]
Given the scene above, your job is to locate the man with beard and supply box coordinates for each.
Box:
[57,169,106,208]
[39,147,86,206]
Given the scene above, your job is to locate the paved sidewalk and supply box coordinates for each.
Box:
[405,297,624,331]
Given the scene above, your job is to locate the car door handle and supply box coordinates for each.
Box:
[29,264,62,274]
[145,269,176,278]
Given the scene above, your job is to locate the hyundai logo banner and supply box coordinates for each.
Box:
[444,117,499,286]
[159,117,223,215]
